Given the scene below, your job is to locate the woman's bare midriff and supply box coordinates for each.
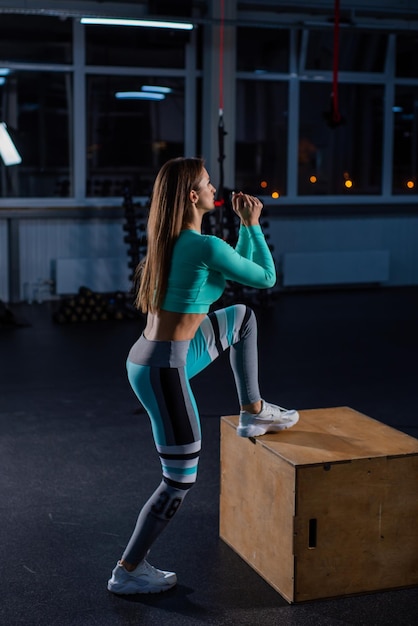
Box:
[144,309,206,341]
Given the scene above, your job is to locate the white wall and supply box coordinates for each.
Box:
[3,212,418,303]
[12,216,130,302]
[269,214,418,288]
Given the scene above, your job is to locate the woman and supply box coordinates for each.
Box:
[108,157,299,595]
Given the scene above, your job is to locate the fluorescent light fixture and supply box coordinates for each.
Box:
[115,91,165,101]
[0,78,5,86]
[141,85,172,94]
[0,122,22,166]
[81,17,194,31]
[0,68,10,76]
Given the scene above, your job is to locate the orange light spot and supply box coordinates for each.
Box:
[271,191,280,199]
[310,175,317,183]
[344,179,353,189]
[406,180,415,189]
[260,180,268,189]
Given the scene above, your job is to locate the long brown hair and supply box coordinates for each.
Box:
[134,157,205,313]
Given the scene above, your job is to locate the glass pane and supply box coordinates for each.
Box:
[392,86,418,194]
[0,71,72,198]
[298,82,383,195]
[306,30,387,72]
[235,80,288,196]
[85,25,188,68]
[237,28,289,73]
[396,33,418,77]
[86,76,185,196]
[0,14,72,64]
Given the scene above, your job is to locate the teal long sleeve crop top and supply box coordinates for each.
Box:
[161,224,276,313]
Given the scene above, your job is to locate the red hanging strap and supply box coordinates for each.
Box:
[217,0,227,207]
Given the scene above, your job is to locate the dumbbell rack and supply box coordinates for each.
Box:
[122,186,148,288]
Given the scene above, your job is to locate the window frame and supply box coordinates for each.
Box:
[0,14,418,210]
[236,28,418,208]
[0,18,199,208]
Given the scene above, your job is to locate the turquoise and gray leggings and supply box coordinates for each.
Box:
[122,304,260,565]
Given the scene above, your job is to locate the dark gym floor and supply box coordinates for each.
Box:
[1,287,418,625]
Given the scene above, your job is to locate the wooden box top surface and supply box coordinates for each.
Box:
[221,407,418,467]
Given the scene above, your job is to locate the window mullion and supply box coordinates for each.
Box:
[382,33,396,198]
[73,19,86,203]
[287,28,299,199]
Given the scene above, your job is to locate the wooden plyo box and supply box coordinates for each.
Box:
[219,407,418,603]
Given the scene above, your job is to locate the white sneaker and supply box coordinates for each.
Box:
[237,400,299,437]
[107,560,177,594]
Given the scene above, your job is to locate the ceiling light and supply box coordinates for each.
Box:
[0,122,22,166]
[81,17,194,31]
[141,85,172,94]
[115,91,165,100]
